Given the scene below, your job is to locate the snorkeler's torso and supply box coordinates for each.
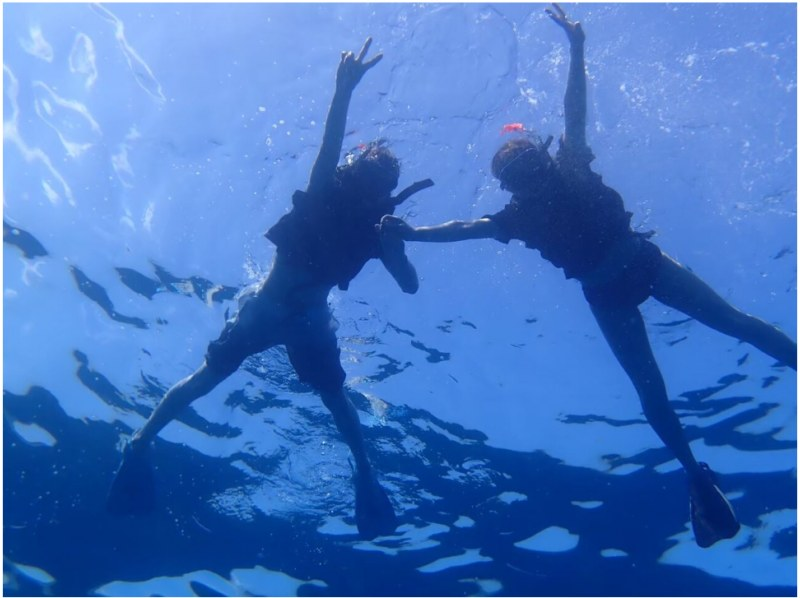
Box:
[265,186,395,290]
[490,152,633,280]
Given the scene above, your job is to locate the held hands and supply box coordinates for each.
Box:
[336,37,383,93]
[546,3,585,44]
[376,215,415,242]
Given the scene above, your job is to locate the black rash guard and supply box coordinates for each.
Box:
[266,186,395,291]
[487,142,633,281]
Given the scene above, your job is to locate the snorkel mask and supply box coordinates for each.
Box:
[493,128,555,191]
[342,139,434,205]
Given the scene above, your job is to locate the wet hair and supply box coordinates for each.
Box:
[336,139,400,197]
[491,136,555,191]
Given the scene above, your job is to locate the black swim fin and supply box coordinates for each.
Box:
[354,473,397,540]
[689,462,740,548]
[107,440,156,516]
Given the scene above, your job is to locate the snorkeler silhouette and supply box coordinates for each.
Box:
[379,4,797,548]
[107,38,434,540]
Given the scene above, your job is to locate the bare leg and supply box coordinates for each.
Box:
[589,302,740,546]
[319,388,396,538]
[131,275,290,448]
[589,304,703,478]
[652,254,796,369]
[108,361,231,515]
[132,362,228,447]
[319,389,373,475]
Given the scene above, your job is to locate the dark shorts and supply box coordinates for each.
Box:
[205,286,346,393]
[581,237,663,309]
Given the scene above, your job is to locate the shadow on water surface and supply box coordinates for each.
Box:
[4,376,796,596]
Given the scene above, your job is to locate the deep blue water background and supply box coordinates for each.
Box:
[3,3,797,596]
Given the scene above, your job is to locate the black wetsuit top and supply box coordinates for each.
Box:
[487,143,633,281]
[265,186,395,290]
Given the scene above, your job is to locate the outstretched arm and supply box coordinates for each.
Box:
[307,38,383,196]
[546,3,587,151]
[378,215,499,243]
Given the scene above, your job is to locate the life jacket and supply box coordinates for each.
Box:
[265,179,433,291]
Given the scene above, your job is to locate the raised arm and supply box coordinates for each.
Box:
[306,38,383,196]
[378,215,499,243]
[546,4,587,151]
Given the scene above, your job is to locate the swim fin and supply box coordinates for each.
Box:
[354,473,397,540]
[106,440,156,516]
[689,462,740,548]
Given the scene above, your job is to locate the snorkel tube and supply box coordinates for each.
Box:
[391,178,434,206]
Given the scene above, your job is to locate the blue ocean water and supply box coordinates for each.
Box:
[3,2,797,596]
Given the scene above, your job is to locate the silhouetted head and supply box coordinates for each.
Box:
[491,136,556,195]
[337,139,400,201]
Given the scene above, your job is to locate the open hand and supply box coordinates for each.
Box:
[336,37,383,92]
[545,3,585,44]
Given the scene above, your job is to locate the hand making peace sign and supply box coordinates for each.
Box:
[336,37,384,93]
